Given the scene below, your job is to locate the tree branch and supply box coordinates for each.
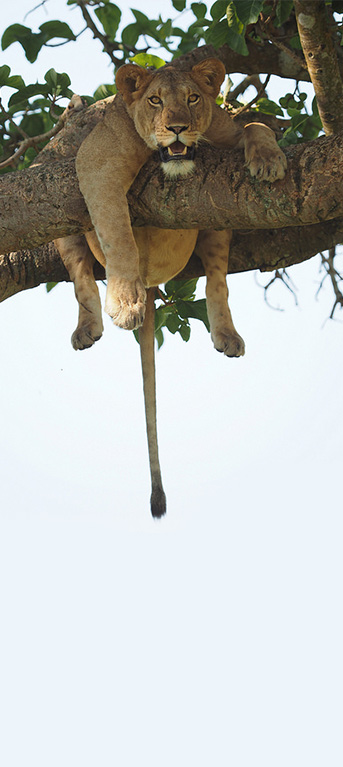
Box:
[1,130,343,254]
[2,217,343,305]
[177,39,309,82]
[294,0,343,134]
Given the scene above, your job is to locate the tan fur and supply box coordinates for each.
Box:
[55,58,286,517]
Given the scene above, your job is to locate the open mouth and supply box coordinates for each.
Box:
[158,141,195,163]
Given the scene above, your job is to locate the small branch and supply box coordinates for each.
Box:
[318,248,343,318]
[0,99,29,141]
[232,74,271,116]
[258,17,307,72]
[256,268,298,311]
[76,0,126,68]
[0,94,84,170]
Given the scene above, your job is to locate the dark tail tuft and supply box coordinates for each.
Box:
[151,485,167,518]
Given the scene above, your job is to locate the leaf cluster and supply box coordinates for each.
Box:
[134,279,210,348]
[0,64,73,170]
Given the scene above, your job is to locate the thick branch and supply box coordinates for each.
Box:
[176,40,309,82]
[1,218,343,304]
[1,132,343,253]
[294,0,343,134]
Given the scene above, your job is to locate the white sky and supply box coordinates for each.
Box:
[1,2,343,766]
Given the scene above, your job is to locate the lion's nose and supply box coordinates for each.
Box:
[166,125,189,134]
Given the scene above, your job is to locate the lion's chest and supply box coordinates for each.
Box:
[133,227,198,287]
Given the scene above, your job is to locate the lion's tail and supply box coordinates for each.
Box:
[139,288,167,518]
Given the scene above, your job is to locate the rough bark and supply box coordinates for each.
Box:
[177,40,309,82]
[294,0,343,135]
[1,131,343,255]
[2,217,343,304]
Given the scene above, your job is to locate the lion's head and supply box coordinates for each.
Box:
[116,58,226,177]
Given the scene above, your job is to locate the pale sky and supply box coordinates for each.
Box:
[1,2,343,766]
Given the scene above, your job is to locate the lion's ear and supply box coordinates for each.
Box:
[116,64,153,105]
[191,58,226,98]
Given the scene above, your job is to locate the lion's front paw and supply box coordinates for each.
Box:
[71,317,104,350]
[246,146,287,182]
[105,276,146,330]
[212,328,245,358]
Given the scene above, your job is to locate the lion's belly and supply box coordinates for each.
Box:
[133,227,198,287]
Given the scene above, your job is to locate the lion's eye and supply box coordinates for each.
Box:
[148,96,162,106]
[188,93,200,104]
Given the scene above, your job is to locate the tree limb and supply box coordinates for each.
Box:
[294,0,343,135]
[177,39,309,82]
[2,217,343,305]
[1,130,343,254]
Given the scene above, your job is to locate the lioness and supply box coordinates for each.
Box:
[56,57,286,518]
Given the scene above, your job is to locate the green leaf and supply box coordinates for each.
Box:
[121,23,140,48]
[130,53,166,68]
[8,83,50,107]
[226,27,249,55]
[20,112,46,136]
[0,64,10,87]
[275,0,293,27]
[131,9,151,26]
[226,2,244,33]
[172,0,186,10]
[225,2,249,55]
[2,20,76,63]
[164,278,198,300]
[44,68,58,87]
[166,313,181,334]
[279,94,299,111]
[1,24,42,62]
[7,74,25,90]
[290,34,302,50]
[155,328,164,349]
[234,0,264,25]
[210,1,228,21]
[46,282,58,293]
[278,128,299,147]
[94,4,121,40]
[39,20,76,42]
[206,19,231,48]
[2,24,31,51]
[93,83,117,101]
[44,69,71,95]
[191,3,208,20]
[176,298,210,331]
[256,97,283,116]
[178,323,191,342]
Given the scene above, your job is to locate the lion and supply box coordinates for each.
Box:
[55,57,286,518]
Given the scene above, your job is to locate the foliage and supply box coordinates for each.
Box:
[133,280,210,348]
[1,0,343,333]
[0,0,323,172]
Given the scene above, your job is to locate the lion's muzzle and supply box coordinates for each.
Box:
[158,141,195,164]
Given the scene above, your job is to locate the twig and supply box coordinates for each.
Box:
[75,0,126,67]
[256,268,298,311]
[0,99,29,141]
[0,94,84,169]
[318,248,343,318]
[232,73,271,116]
[258,16,308,71]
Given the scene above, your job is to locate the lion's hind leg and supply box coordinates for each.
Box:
[55,235,104,350]
[195,230,245,357]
